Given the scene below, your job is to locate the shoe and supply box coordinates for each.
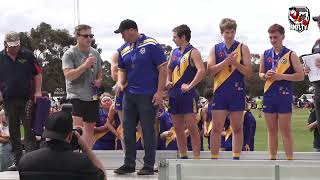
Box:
[114,165,135,174]
[7,160,18,171]
[137,166,154,175]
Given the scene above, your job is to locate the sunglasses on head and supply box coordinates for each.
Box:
[78,34,94,38]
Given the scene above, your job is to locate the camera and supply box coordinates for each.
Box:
[70,127,83,151]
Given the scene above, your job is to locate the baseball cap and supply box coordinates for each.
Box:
[313,14,320,22]
[114,19,138,34]
[42,111,73,141]
[4,31,20,47]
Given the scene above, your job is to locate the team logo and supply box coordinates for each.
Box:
[18,59,27,64]
[267,57,272,63]
[219,51,225,57]
[288,6,310,33]
[280,58,287,64]
[139,47,146,54]
[172,56,177,61]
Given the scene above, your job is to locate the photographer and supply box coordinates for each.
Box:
[18,111,106,180]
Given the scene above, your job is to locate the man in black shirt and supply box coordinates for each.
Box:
[18,111,106,180]
[0,31,43,170]
[307,104,320,151]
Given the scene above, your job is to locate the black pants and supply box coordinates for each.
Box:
[3,98,37,162]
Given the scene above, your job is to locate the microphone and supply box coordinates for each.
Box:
[89,53,94,72]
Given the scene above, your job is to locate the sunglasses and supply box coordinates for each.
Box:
[78,34,94,38]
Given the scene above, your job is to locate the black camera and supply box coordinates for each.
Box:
[70,127,83,151]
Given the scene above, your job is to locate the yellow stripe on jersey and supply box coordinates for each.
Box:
[94,129,109,143]
[165,127,177,147]
[172,49,193,85]
[264,51,291,93]
[121,46,132,57]
[136,130,142,143]
[213,43,242,92]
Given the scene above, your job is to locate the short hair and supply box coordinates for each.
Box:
[172,24,191,42]
[219,18,237,33]
[268,24,285,35]
[74,24,91,36]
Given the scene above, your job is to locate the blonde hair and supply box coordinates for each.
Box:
[74,24,91,37]
[219,18,237,33]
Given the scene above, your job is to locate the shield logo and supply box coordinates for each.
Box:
[288,6,310,33]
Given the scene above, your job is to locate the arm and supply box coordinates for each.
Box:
[33,73,42,97]
[183,49,206,91]
[166,51,174,89]
[202,104,209,136]
[207,47,229,76]
[111,52,119,81]
[232,44,252,78]
[259,54,267,81]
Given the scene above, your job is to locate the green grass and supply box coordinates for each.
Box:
[203,108,314,152]
[253,108,313,152]
[21,109,313,151]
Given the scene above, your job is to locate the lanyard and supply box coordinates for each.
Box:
[224,42,234,72]
[271,47,284,71]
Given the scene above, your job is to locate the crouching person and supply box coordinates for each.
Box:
[18,111,106,180]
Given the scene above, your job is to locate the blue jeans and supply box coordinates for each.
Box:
[122,92,157,168]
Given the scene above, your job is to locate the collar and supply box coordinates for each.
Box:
[46,140,72,151]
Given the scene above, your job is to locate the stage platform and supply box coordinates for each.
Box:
[0,151,320,180]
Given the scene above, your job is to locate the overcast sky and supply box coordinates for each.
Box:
[0,0,319,61]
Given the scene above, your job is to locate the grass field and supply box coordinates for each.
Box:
[203,108,314,152]
[20,108,314,152]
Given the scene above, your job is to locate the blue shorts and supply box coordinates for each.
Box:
[263,94,292,113]
[115,91,124,111]
[211,91,245,111]
[168,93,197,114]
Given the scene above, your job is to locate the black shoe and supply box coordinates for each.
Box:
[114,165,135,174]
[7,162,18,171]
[137,166,154,175]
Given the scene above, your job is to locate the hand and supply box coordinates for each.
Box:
[303,65,311,75]
[152,91,163,106]
[34,91,42,103]
[265,70,275,79]
[204,130,210,137]
[115,83,126,96]
[181,83,191,93]
[92,78,102,88]
[83,56,97,69]
[244,144,250,151]
[74,130,90,150]
[270,72,283,81]
[225,52,238,65]
[162,131,173,138]
[315,58,320,69]
[165,81,173,90]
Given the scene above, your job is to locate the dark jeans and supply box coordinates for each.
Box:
[314,82,320,130]
[3,98,37,162]
[122,92,157,168]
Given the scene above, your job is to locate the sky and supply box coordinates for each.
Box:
[0,0,319,62]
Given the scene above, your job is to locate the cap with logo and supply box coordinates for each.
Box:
[4,31,20,47]
[114,19,138,34]
[42,111,73,141]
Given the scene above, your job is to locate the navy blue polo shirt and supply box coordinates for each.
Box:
[118,34,167,95]
[0,48,42,101]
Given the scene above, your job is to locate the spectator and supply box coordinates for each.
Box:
[307,103,320,152]
[0,31,43,170]
[18,111,106,180]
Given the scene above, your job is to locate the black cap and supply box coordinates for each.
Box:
[114,19,138,34]
[42,111,73,141]
[313,14,320,22]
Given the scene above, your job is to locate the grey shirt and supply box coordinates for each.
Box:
[62,46,102,101]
